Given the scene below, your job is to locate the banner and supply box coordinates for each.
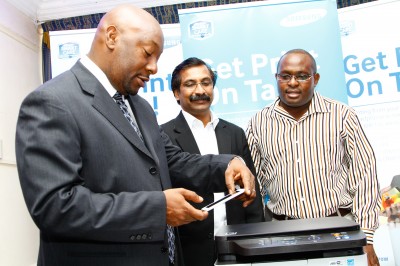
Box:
[178,0,346,128]
[338,2,400,264]
[338,0,400,189]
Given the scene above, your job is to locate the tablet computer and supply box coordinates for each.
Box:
[201,188,245,212]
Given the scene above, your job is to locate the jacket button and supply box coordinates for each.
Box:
[161,247,168,253]
[208,232,213,239]
[149,167,157,175]
[130,235,136,241]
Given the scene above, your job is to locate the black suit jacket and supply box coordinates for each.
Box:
[161,112,265,266]
[15,62,235,266]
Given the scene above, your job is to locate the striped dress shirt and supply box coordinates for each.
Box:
[246,92,381,243]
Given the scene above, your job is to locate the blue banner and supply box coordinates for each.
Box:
[178,0,346,128]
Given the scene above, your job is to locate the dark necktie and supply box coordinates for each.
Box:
[113,91,175,264]
[166,224,175,264]
[113,92,144,142]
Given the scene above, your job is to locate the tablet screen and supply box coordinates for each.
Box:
[201,188,245,211]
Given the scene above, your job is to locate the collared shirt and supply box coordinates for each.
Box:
[246,92,381,243]
[80,56,136,121]
[182,110,219,155]
[80,55,115,97]
[181,110,226,235]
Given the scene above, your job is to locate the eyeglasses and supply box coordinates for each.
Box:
[182,80,213,90]
[276,73,313,82]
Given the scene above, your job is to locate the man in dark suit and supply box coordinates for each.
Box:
[161,57,265,266]
[15,5,256,266]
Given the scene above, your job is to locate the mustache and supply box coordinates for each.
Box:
[190,94,211,102]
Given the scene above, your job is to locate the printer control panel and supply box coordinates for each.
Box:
[274,232,351,245]
[231,230,365,256]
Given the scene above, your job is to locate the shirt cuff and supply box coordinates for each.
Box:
[362,228,375,244]
[228,156,246,166]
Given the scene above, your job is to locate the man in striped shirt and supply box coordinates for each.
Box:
[246,49,381,266]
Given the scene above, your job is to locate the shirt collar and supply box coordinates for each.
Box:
[181,110,219,130]
[80,55,117,98]
[308,92,329,114]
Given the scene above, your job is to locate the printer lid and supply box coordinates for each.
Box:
[216,217,360,241]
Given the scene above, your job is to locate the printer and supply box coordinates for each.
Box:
[215,217,367,265]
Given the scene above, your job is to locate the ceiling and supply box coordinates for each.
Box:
[6,0,195,24]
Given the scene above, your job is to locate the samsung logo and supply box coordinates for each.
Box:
[280,9,327,27]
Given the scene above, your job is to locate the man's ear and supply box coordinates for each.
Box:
[173,90,181,105]
[105,25,118,49]
[173,89,179,99]
[313,73,321,87]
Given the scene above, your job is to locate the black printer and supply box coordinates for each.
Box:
[215,217,366,264]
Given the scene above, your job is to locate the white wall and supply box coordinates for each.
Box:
[0,0,42,265]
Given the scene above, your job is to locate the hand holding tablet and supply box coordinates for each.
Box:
[201,188,245,212]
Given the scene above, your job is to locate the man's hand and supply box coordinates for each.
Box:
[364,244,380,266]
[225,156,256,207]
[164,188,208,227]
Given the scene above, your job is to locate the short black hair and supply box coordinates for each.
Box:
[276,49,317,73]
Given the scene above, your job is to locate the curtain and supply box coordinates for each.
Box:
[40,0,376,81]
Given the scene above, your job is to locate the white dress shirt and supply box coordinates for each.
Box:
[181,110,227,236]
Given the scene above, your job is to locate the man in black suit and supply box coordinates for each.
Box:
[161,57,265,266]
[15,6,257,266]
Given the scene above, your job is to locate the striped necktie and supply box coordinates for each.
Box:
[167,224,175,264]
[113,92,144,142]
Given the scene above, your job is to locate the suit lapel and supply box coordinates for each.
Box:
[215,120,232,154]
[172,112,201,154]
[128,95,160,165]
[71,62,152,159]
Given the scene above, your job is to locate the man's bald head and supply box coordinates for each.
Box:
[89,5,162,57]
[87,5,164,95]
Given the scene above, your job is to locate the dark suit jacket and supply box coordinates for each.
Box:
[161,112,265,266]
[15,61,234,266]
